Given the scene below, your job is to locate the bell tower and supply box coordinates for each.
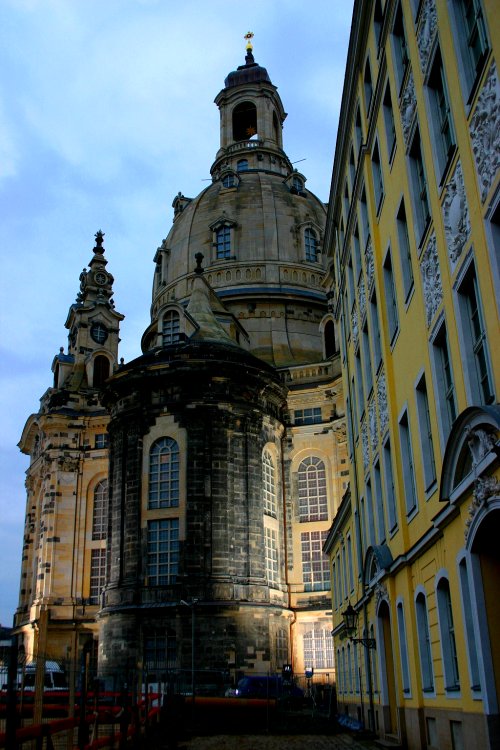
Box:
[212,33,291,178]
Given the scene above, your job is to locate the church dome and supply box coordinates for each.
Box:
[145,49,328,367]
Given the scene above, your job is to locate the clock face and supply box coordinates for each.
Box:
[95,271,107,285]
[90,322,108,345]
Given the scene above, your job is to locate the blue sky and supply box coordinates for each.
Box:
[0,0,353,626]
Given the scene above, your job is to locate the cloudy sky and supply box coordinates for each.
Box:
[0,0,353,626]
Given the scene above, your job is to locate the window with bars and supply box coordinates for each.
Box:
[264,525,279,587]
[144,630,177,671]
[92,479,108,541]
[90,548,106,604]
[298,456,328,522]
[262,449,277,516]
[149,437,180,509]
[147,518,179,586]
[162,310,180,346]
[301,530,330,592]
[305,228,319,261]
[303,626,334,670]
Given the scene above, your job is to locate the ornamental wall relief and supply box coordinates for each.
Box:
[400,71,417,149]
[365,238,374,290]
[465,476,500,541]
[417,0,437,74]
[470,62,500,203]
[420,233,442,326]
[377,372,388,436]
[442,160,471,269]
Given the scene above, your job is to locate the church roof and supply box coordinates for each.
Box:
[224,49,272,89]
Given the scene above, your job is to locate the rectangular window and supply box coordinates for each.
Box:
[294,407,322,425]
[347,534,354,594]
[369,290,382,370]
[431,321,458,444]
[355,107,363,157]
[416,593,434,692]
[383,439,398,532]
[343,182,350,221]
[95,433,109,449]
[145,631,177,671]
[301,531,330,592]
[399,409,418,516]
[451,0,490,102]
[396,199,414,302]
[415,374,437,491]
[373,461,386,544]
[372,139,384,214]
[383,249,399,344]
[353,226,362,281]
[456,262,495,405]
[364,58,373,113]
[359,187,371,249]
[383,83,396,162]
[89,548,106,604]
[216,225,231,259]
[355,351,365,418]
[147,518,179,586]
[392,2,410,93]
[349,147,356,192]
[426,47,456,182]
[362,323,373,396]
[365,479,376,547]
[409,128,431,244]
[265,525,279,587]
[347,256,355,310]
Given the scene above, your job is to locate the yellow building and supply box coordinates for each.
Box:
[324,1,500,748]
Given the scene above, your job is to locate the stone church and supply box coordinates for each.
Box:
[16,42,346,687]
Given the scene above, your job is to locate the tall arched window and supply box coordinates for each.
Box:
[436,576,460,692]
[458,557,480,692]
[92,479,108,540]
[415,591,434,692]
[324,320,336,358]
[149,437,180,509]
[298,456,328,521]
[305,228,318,261]
[162,310,180,346]
[262,449,277,516]
[232,101,257,142]
[93,355,110,387]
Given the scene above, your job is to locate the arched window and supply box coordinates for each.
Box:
[415,591,434,692]
[93,355,110,388]
[305,228,318,261]
[92,479,108,540]
[149,437,180,509]
[262,449,277,516]
[236,159,248,172]
[458,556,481,692]
[298,456,328,521]
[162,310,180,346]
[222,173,235,188]
[324,320,336,358]
[216,225,231,259]
[232,101,257,141]
[436,577,460,692]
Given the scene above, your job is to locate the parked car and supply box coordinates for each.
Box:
[233,675,304,707]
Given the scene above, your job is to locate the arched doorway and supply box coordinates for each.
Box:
[377,598,398,737]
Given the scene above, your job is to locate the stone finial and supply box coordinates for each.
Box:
[94,230,105,252]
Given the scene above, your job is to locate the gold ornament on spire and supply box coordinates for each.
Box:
[244,31,254,51]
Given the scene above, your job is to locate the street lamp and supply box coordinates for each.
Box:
[342,604,376,649]
[180,599,198,702]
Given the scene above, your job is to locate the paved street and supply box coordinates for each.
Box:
[174,734,382,750]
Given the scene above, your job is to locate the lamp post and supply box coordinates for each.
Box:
[342,603,376,734]
[180,599,198,703]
